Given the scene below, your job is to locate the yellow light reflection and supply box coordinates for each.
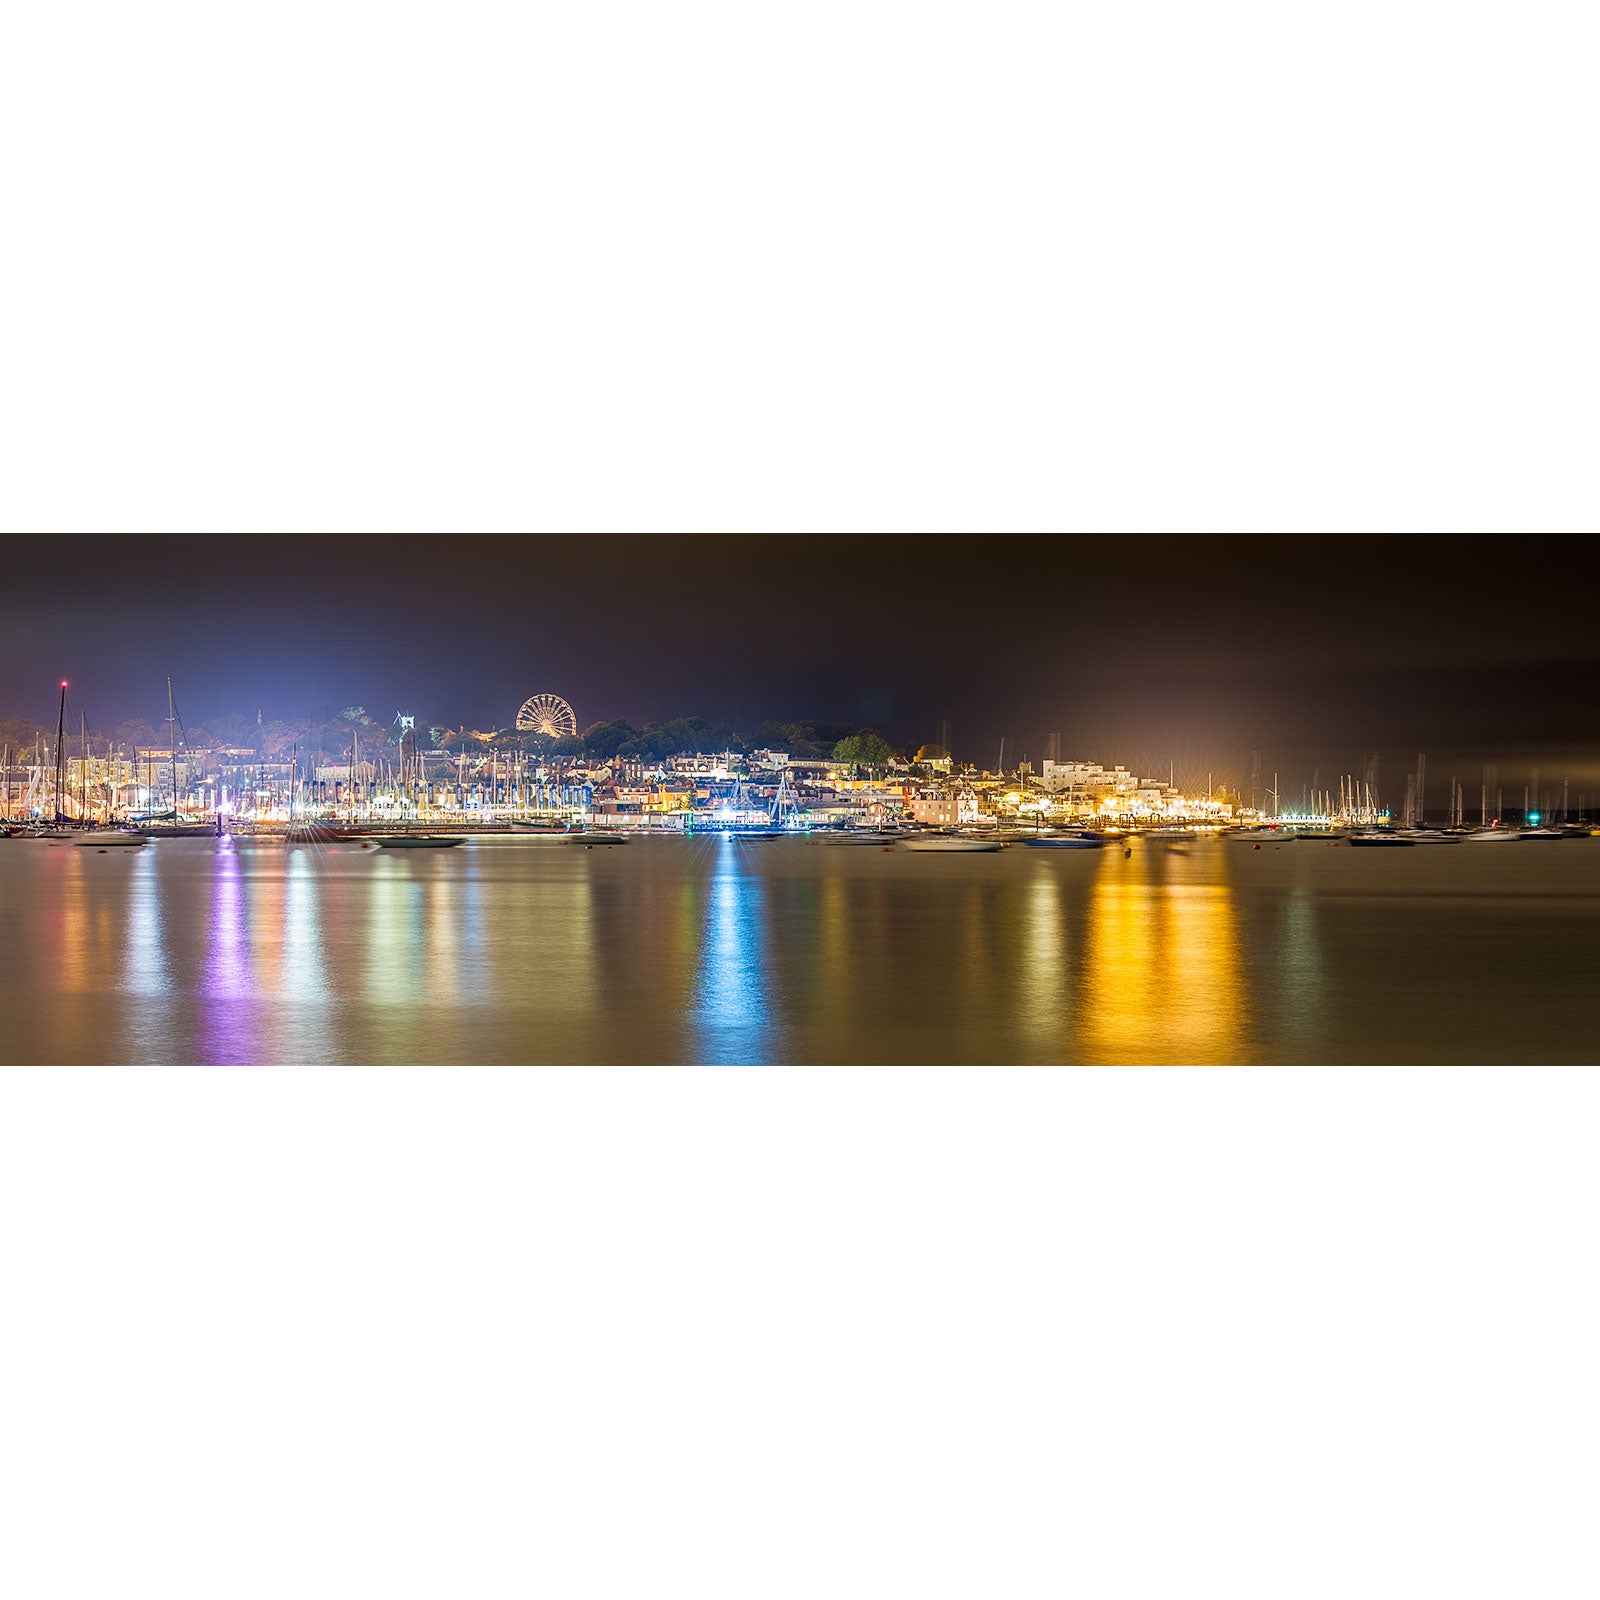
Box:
[1019,871,1066,1055]
[1078,866,1243,1063]
[55,857,91,995]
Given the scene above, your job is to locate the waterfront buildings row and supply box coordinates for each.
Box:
[0,738,1243,828]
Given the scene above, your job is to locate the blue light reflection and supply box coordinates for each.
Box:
[691,844,773,1063]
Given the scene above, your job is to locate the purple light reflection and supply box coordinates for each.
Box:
[199,837,255,1062]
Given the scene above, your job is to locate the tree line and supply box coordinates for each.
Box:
[0,706,927,770]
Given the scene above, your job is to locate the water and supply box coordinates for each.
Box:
[1,834,1596,1063]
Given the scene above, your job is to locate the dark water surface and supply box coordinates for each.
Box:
[2,834,1596,1063]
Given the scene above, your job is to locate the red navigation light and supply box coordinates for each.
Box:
[61,680,69,688]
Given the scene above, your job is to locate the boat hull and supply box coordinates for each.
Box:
[373,836,466,848]
[74,831,149,846]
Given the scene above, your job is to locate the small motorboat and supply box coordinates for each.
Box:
[1348,831,1416,847]
[1399,829,1463,844]
[563,830,630,844]
[1022,831,1105,849]
[74,829,149,847]
[904,834,1003,852]
[373,835,466,848]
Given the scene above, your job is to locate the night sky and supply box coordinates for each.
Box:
[3,533,1595,800]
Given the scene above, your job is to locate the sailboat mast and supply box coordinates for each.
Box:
[167,675,178,820]
[55,680,67,824]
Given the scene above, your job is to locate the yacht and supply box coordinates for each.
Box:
[1348,830,1416,847]
[904,834,1003,853]
[74,829,149,847]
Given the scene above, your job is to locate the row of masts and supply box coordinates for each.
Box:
[1290,756,1584,828]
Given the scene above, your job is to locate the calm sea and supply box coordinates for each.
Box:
[1,833,1596,1064]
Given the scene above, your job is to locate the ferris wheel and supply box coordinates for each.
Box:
[515,693,577,738]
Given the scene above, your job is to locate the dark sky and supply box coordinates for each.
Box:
[3,532,1596,802]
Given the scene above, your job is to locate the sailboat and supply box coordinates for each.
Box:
[143,676,217,837]
[33,681,78,837]
[372,718,463,847]
[73,712,148,844]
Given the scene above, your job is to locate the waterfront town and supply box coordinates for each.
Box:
[0,688,1260,833]
[1,688,1589,837]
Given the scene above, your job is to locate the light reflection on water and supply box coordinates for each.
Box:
[122,851,170,1000]
[693,839,771,1064]
[1019,872,1066,1058]
[201,841,253,1063]
[1,836,1596,1064]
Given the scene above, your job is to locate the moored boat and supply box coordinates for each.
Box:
[904,834,1003,852]
[373,834,465,848]
[286,820,358,844]
[74,829,149,846]
[1349,830,1416,847]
